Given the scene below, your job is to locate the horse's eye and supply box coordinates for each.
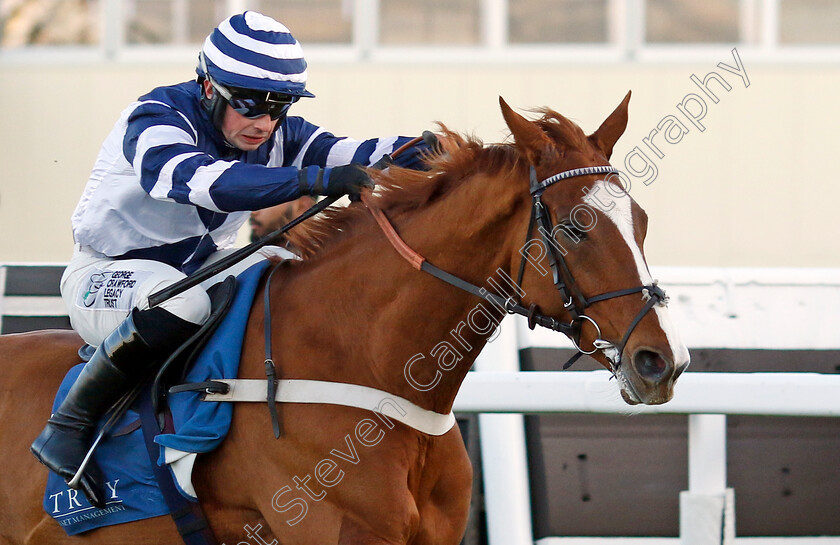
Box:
[558,220,587,242]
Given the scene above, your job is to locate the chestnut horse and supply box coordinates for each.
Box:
[0,94,689,544]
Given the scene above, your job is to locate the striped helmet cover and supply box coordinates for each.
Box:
[196,11,315,98]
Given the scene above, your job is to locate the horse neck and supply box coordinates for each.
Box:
[362,169,529,413]
[266,165,530,415]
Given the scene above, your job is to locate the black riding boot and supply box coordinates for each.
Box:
[31,307,199,508]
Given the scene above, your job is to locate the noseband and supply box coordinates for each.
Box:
[516,165,667,370]
[360,162,668,372]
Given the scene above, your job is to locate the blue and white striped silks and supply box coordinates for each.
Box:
[70,80,427,275]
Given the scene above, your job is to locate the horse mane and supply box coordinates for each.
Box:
[286,110,583,258]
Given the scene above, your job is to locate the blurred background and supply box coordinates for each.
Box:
[1,0,839,266]
[1,1,839,543]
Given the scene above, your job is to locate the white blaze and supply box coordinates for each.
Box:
[583,180,690,365]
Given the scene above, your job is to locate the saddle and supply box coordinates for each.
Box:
[152,274,238,416]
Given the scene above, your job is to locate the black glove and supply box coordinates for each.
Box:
[298,164,374,199]
[371,154,393,170]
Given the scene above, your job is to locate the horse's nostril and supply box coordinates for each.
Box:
[633,349,669,380]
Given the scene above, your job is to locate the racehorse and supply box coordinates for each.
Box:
[0,94,689,544]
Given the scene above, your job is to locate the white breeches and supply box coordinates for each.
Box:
[60,244,296,346]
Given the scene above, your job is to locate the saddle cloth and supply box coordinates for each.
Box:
[44,364,169,535]
[44,260,269,535]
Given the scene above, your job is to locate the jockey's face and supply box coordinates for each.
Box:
[220,105,278,151]
[203,79,278,151]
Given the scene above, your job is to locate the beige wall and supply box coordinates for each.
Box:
[1,53,838,267]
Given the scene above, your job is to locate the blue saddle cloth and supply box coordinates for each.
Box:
[44,260,269,535]
[44,368,169,535]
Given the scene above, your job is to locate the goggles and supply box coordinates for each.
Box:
[212,81,296,120]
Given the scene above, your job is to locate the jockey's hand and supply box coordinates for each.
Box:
[422,130,443,155]
[298,165,374,200]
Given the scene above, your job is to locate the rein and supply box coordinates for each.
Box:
[361,164,668,372]
[361,190,575,335]
[148,194,340,308]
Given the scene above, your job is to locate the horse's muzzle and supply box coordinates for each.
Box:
[621,347,688,405]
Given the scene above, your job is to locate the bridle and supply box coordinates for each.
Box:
[361,161,668,372]
[515,164,667,370]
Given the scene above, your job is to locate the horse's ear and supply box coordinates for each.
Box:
[500,96,552,165]
[588,90,631,159]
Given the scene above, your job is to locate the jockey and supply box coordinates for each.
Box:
[31,11,430,508]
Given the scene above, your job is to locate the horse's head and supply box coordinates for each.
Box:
[500,93,690,405]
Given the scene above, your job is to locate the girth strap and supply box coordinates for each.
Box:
[137,387,219,545]
[263,262,285,438]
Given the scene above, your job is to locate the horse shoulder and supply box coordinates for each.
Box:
[0,330,82,395]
